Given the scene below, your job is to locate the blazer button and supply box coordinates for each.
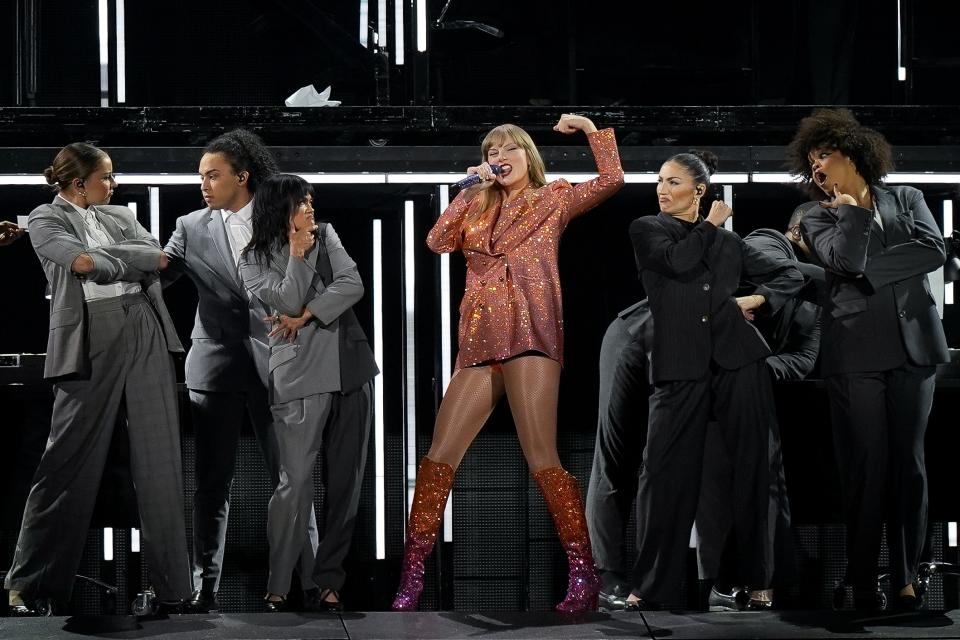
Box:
[498,276,505,282]
[701,315,708,322]
[480,280,487,286]
[898,310,906,318]
[702,283,711,291]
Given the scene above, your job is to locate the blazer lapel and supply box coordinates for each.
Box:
[51,198,90,244]
[874,187,898,245]
[206,209,243,288]
[96,209,127,242]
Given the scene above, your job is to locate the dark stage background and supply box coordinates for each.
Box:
[2,0,960,616]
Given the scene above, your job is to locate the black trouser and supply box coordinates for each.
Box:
[632,360,774,605]
[695,416,796,589]
[585,320,649,578]
[826,362,935,592]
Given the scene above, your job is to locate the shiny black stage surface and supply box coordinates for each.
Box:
[5,610,960,640]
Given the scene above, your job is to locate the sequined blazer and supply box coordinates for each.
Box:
[427,128,624,371]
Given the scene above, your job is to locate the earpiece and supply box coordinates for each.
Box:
[695,187,703,195]
[237,174,246,183]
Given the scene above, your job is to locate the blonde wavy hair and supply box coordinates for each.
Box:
[466,124,548,223]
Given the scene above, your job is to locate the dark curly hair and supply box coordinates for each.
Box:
[204,129,279,194]
[244,173,313,268]
[785,109,893,198]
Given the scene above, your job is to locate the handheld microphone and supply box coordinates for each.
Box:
[453,165,502,190]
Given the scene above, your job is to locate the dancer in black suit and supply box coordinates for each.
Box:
[626,150,803,608]
[787,109,949,610]
[696,205,825,610]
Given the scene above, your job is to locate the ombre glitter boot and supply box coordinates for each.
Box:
[391,457,455,611]
[534,467,601,613]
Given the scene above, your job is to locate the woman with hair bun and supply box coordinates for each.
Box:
[5,142,191,615]
[625,150,803,609]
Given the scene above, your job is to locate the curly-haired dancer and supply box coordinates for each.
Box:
[787,109,949,611]
[163,129,320,612]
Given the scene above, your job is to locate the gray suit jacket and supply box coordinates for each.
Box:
[28,198,183,380]
[163,207,271,391]
[239,223,376,404]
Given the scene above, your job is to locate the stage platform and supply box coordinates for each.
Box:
[3,610,960,640]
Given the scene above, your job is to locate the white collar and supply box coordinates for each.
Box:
[57,194,95,217]
[221,198,254,225]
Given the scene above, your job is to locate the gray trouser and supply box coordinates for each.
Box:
[5,293,192,602]
[189,387,318,594]
[266,382,372,595]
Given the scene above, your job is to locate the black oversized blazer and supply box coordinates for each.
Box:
[629,213,804,383]
[800,185,949,376]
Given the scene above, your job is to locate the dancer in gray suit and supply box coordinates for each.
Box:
[163,129,317,612]
[239,174,378,612]
[6,143,191,615]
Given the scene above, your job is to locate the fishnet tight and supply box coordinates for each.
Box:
[426,353,563,473]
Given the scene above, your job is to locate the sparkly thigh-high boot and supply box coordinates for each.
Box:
[534,467,601,613]
[391,457,455,611]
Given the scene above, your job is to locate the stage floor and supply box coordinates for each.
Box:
[3,610,960,640]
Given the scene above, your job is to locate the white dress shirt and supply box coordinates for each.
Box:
[221,199,254,267]
[58,195,141,301]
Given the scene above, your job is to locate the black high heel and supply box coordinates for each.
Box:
[264,594,288,613]
[306,588,343,612]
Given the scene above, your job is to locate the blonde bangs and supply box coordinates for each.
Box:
[472,124,547,216]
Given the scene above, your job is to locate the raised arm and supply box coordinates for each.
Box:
[554,116,624,222]
[239,250,314,317]
[630,215,718,279]
[800,204,872,276]
[303,223,364,326]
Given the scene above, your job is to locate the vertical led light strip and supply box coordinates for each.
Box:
[416,0,427,52]
[359,0,369,48]
[103,527,114,561]
[896,0,906,81]
[723,185,734,231]
[131,528,140,553]
[378,0,388,50]
[395,0,406,65]
[149,187,160,237]
[115,0,126,103]
[949,522,958,548]
[438,185,453,542]
[945,200,954,305]
[373,219,386,559]
[97,0,109,106]
[403,201,418,515]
